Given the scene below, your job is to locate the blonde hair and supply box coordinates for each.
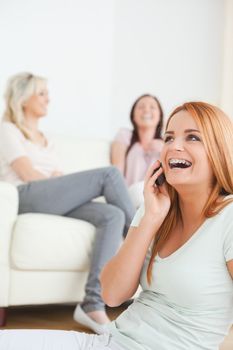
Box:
[3,72,47,140]
[147,101,233,283]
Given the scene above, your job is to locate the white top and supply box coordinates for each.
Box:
[109,199,233,350]
[0,122,61,186]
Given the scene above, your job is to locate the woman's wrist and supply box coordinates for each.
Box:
[142,211,166,225]
[138,214,164,238]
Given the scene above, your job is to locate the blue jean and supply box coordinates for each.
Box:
[17,166,135,312]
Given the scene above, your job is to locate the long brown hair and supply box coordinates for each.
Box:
[147,101,233,283]
[126,94,164,156]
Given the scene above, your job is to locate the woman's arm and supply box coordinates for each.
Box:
[11,157,63,182]
[11,157,48,182]
[100,214,164,306]
[100,161,171,306]
[227,260,233,279]
[0,123,63,182]
[111,141,127,174]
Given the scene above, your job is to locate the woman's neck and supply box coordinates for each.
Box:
[178,187,211,233]
[24,114,39,133]
[23,114,46,146]
[137,128,156,148]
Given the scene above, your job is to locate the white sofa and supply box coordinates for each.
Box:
[0,135,111,325]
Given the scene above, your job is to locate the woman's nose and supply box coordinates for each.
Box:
[171,137,184,151]
[143,105,150,113]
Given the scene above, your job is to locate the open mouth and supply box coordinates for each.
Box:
[168,158,192,169]
[141,114,153,121]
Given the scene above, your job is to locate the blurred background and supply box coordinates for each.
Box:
[0,0,232,139]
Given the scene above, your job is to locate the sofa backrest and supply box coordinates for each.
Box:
[53,135,111,174]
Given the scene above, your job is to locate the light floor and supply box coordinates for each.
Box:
[2,304,233,349]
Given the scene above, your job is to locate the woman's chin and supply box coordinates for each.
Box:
[37,112,47,118]
[166,176,190,188]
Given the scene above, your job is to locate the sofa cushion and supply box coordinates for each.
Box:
[11,213,95,271]
[54,136,111,173]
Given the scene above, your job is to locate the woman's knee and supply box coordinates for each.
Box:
[103,165,122,179]
[101,204,125,227]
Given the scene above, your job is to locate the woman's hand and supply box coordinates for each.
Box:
[143,160,171,224]
[51,171,63,177]
[111,141,127,175]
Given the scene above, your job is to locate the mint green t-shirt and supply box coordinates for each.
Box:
[108,200,233,350]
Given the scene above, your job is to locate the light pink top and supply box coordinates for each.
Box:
[114,128,164,186]
[0,122,62,186]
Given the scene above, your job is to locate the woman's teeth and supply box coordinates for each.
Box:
[168,158,192,169]
[142,114,152,121]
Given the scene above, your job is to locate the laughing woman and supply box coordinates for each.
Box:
[1,101,233,350]
[111,94,164,208]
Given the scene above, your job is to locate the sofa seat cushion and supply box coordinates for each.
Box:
[11,213,95,271]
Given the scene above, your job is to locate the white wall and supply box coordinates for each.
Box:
[221,0,233,117]
[0,0,115,138]
[0,0,226,139]
[111,0,225,132]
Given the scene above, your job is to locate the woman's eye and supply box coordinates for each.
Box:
[39,90,48,97]
[187,134,201,141]
[164,136,173,143]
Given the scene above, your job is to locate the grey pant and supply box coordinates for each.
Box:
[17,166,135,312]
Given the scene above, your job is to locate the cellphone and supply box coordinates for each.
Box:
[152,165,166,186]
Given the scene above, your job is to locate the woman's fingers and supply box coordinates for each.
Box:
[148,166,163,188]
[144,160,161,183]
[144,160,166,188]
[144,161,169,197]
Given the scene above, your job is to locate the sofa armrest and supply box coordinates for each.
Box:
[0,182,18,305]
[0,181,18,262]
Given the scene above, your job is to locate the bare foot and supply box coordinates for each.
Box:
[87,310,111,325]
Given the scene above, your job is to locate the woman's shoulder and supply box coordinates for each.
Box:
[0,121,24,138]
[114,127,132,145]
[215,196,233,226]
[222,195,233,212]
[217,196,233,260]
[220,194,233,207]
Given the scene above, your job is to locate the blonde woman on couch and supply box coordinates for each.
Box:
[0,72,135,334]
[1,101,233,350]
